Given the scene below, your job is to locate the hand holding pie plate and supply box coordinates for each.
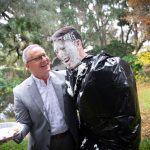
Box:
[0,122,23,144]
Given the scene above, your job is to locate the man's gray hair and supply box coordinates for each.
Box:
[22,44,44,64]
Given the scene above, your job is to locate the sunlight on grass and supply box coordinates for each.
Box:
[138,86,150,110]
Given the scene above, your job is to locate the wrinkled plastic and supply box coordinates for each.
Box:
[77,52,141,149]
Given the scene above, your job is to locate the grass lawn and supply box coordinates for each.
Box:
[0,84,150,150]
[138,84,150,150]
[0,139,28,150]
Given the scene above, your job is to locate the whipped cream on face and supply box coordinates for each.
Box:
[54,40,81,69]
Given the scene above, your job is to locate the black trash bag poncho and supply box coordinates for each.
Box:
[70,52,141,149]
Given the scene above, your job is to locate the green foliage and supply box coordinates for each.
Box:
[0,67,28,112]
[0,15,55,67]
[123,54,143,74]
[90,45,149,83]
[0,0,140,67]
[0,77,22,112]
[0,138,28,149]
[0,0,147,72]
[90,40,134,57]
[88,45,102,56]
[117,7,130,27]
[0,17,44,66]
[122,54,150,83]
[104,40,134,57]
[140,138,150,150]
[0,67,30,79]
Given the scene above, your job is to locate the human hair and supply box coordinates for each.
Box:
[22,44,44,64]
[51,26,82,43]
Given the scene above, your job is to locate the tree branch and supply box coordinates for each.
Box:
[135,39,146,54]
[125,24,133,44]
[1,11,10,20]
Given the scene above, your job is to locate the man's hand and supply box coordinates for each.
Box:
[13,132,22,144]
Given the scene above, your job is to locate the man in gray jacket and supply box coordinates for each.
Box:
[13,44,78,150]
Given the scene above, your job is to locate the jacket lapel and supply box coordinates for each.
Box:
[27,77,49,122]
[51,73,65,114]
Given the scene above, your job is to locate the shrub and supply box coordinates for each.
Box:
[0,67,29,118]
[0,77,23,113]
[137,51,150,79]
[122,54,143,75]
[90,40,134,57]
[137,51,150,65]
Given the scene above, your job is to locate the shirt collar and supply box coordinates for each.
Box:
[32,73,51,87]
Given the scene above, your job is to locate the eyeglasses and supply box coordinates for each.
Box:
[27,54,47,63]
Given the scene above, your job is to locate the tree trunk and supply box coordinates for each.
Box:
[133,23,138,48]
[120,25,124,43]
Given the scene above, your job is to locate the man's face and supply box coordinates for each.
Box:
[26,47,51,79]
[53,40,81,69]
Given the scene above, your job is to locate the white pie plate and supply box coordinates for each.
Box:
[0,122,23,144]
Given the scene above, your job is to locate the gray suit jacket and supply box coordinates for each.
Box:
[13,70,78,150]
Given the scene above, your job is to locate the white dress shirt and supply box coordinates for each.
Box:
[32,73,68,135]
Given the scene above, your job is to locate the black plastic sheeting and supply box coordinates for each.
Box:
[68,52,141,150]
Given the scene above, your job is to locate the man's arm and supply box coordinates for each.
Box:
[13,89,32,143]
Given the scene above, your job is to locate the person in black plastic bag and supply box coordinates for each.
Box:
[50,26,141,150]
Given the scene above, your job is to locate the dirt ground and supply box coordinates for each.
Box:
[138,84,150,139]
[141,108,150,139]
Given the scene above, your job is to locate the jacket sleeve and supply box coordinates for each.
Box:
[13,88,32,143]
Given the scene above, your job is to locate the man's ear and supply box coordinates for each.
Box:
[74,39,82,48]
[25,64,30,71]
